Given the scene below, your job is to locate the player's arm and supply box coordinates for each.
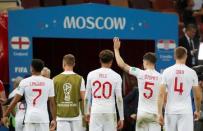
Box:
[113,37,130,73]
[80,78,85,116]
[49,81,57,130]
[158,84,166,115]
[193,86,202,113]
[0,91,7,103]
[49,97,56,121]
[0,82,7,125]
[3,81,25,118]
[49,96,57,131]
[157,84,166,126]
[3,94,22,118]
[115,77,124,129]
[0,81,6,103]
[84,75,92,121]
[192,71,202,121]
[84,87,91,115]
[0,90,7,123]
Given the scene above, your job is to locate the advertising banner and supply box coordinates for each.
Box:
[8,4,178,89]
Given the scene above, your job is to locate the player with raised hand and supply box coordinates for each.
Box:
[113,37,161,131]
[158,47,202,131]
[84,49,124,131]
[2,59,56,131]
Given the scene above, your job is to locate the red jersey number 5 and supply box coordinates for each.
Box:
[144,82,154,99]
[32,89,42,106]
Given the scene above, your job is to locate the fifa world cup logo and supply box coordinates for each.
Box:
[63,83,72,102]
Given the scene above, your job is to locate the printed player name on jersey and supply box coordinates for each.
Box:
[99,73,107,78]
[144,74,158,81]
[176,70,184,74]
[30,82,45,86]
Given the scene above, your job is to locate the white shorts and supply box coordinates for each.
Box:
[15,120,24,131]
[136,111,161,131]
[57,120,83,131]
[89,113,117,131]
[165,114,193,131]
[23,123,49,131]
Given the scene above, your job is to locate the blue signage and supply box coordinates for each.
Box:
[8,3,178,90]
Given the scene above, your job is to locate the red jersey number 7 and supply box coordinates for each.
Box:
[32,89,42,106]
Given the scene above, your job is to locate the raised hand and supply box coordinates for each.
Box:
[113,37,121,50]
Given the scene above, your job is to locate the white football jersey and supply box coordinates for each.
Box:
[162,64,198,114]
[17,75,55,123]
[129,67,162,114]
[86,68,122,113]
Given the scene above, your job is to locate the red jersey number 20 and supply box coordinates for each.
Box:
[93,80,112,99]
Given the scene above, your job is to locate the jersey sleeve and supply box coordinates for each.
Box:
[85,74,92,100]
[49,80,55,97]
[115,75,124,120]
[115,76,122,95]
[16,81,25,96]
[129,67,142,77]
[0,81,4,92]
[80,77,86,91]
[192,71,199,87]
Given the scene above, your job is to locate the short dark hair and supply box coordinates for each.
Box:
[186,24,197,32]
[143,52,157,64]
[63,54,75,66]
[174,46,187,59]
[31,59,44,72]
[99,49,114,63]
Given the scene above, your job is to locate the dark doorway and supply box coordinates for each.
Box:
[33,38,155,79]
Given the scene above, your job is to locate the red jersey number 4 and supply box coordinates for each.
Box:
[174,77,184,95]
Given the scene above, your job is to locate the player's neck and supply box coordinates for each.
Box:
[146,67,155,70]
[146,65,155,70]
[101,64,111,69]
[176,60,185,65]
[32,72,41,76]
[64,66,73,72]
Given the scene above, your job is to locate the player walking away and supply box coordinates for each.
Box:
[158,47,202,131]
[2,59,56,131]
[113,37,162,131]
[53,54,85,131]
[84,49,124,131]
